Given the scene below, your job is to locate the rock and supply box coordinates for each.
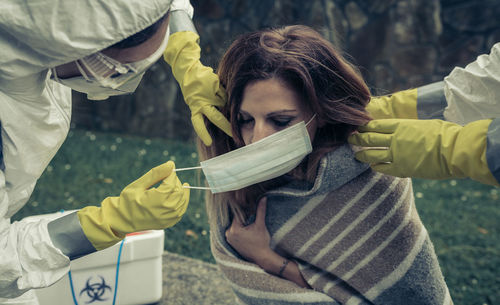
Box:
[390,46,438,78]
[442,1,500,32]
[345,2,368,31]
[439,35,484,72]
[357,0,398,14]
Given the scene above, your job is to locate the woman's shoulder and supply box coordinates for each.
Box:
[269,144,412,198]
[346,168,413,196]
[315,145,372,191]
[319,146,413,197]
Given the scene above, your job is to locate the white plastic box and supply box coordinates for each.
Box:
[25,211,164,305]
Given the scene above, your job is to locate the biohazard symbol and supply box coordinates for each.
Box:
[79,276,112,303]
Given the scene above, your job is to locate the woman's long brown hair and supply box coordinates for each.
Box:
[198,25,372,227]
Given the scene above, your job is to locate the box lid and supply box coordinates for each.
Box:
[23,211,165,269]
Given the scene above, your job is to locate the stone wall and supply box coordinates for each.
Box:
[71,0,500,140]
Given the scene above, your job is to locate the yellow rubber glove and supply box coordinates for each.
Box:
[77,161,190,250]
[348,119,499,186]
[164,31,232,146]
[367,89,418,119]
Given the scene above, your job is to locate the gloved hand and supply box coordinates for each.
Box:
[164,31,232,146]
[366,89,418,119]
[77,161,190,250]
[348,118,499,186]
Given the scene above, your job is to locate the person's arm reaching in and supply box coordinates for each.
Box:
[53,161,190,252]
[350,43,500,186]
[1,161,189,298]
[348,118,500,186]
[163,2,232,146]
[366,81,448,121]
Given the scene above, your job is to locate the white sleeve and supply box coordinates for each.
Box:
[168,0,196,35]
[0,170,70,298]
[170,0,194,18]
[444,42,500,125]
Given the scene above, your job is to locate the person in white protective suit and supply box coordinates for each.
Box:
[0,0,231,303]
[349,42,500,187]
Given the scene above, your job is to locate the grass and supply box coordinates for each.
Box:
[13,128,499,305]
[411,178,499,305]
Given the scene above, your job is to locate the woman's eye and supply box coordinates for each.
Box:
[272,118,293,127]
[237,116,253,126]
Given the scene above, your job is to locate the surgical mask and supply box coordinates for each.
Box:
[51,25,170,100]
[177,115,316,193]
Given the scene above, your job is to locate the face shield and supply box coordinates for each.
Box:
[51,23,170,100]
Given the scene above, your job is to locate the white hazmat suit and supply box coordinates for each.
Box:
[350,42,500,186]
[0,0,193,303]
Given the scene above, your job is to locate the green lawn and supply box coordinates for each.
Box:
[13,128,499,305]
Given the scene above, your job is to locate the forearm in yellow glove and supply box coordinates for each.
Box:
[367,82,447,120]
[77,161,190,250]
[164,31,232,146]
[367,89,418,119]
[348,119,499,186]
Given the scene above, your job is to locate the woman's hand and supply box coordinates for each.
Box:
[225,197,311,288]
[225,197,272,264]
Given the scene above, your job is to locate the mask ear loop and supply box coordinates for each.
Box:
[182,186,211,190]
[174,166,211,190]
[306,113,317,126]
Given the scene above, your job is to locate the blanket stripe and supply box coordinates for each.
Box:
[272,192,330,248]
[359,225,427,302]
[310,177,404,266]
[294,173,384,257]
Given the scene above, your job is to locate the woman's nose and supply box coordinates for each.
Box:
[250,123,273,144]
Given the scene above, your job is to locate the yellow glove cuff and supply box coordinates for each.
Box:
[77,205,123,251]
[164,31,200,74]
[164,31,225,107]
[367,89,418,119]
[451,119,499,186]
[163,30,231,145]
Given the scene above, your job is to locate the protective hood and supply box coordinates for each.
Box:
[0,0,172,81]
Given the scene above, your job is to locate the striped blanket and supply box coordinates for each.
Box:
[210,145,452,305]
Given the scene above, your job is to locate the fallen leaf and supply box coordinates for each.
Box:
[185,229,199,239]
[477,227,488,234]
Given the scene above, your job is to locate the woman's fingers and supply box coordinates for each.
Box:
[255,197,267,228]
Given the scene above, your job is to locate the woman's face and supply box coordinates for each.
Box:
[238,78,317,145]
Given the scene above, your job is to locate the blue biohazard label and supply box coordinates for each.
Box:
[79,276,112,303]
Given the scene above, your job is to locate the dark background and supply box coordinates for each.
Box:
[71,0,500,141]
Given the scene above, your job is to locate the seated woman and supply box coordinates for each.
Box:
[198,25,452,305]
